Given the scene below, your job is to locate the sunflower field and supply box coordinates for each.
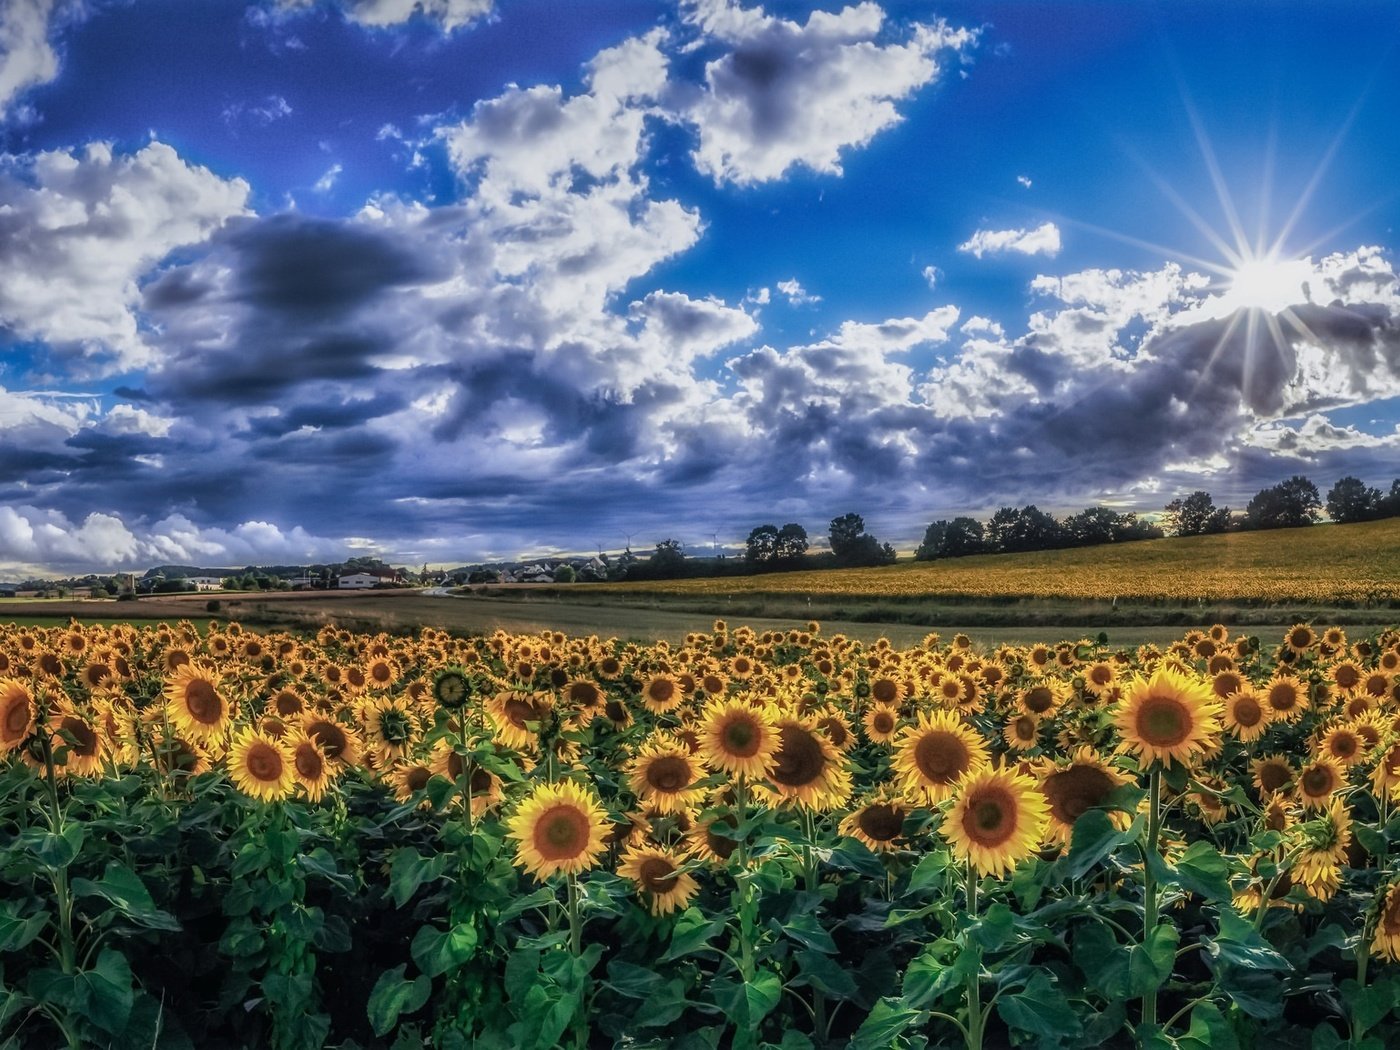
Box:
[5,620,1400,1049]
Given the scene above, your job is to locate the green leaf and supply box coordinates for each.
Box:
[1064,810,1127,878]
[388,849,451,908]
[1353,824,1387,857]
[72,862,181,931]
[743,970,782,1027]
[1072,922,1130,1000]
[18,824,85,870]
[1341,977,1397,1036]
[1128,924,1179,997]
[774,912,836,954]
[849,997,921,1050]
[411,922,479,979]
[1177,1002,1240,1050]
[1207,908,1290,971]
[901,940,976,1009]
[793,950,858,1000]
[905,850,951,894]
[997,972,1083,1040]
[826,840,889,879]
[367,965,431,1037]
[605,960,664,1000]
[659,907,726,963]
[1172,841,1232,902]
[75,948,134,1037]
[0,905,47,952]
[968,903,1017,952]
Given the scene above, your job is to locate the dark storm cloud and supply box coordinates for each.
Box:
[237,392,409,439]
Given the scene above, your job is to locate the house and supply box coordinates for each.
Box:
[338,572,381,589]
[187,576,224,591]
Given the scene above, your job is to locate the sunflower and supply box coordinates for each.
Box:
[1319,724,1366,766]
[227,728,295,802]
[1371,883,1400,962]
[487,690,551,750]
[1251,754,1296,799]
[287,733,335,802]
[562,678,604,711]
[1296,756,1345,809]
[269,686,305,718]
[863,703,900,745]
[1038,746,1130,845]
[1285,624,1316,655]
[617,844,700,916]
[365,657,398,690]
[432,667,472,710]
[0,678,35,753]
[1190,775,1232,825]
[505,779,610,881]
[1003,713,1041,751]
[698,698,778,779]
[48,701,105,777]
[686,811,740,864]
[163,662,231,743]
[430,743,503,817]
[301,714,363,768]
[1083,660,1118,698]
[1113,667,1221,769]
[628,738,707,814]
[1222,688,1270,742]
[767,716,850,811]
[640,674,684,715]
[894,709,990,804]
[868,674,904,706]
[1017,681,1066,718]
[1292,797,1352,900]
[1373,741,1400,798]
[942,766,1050,878]
[363,697,418,764]
[391,760,435,803]
[839,792,907,853]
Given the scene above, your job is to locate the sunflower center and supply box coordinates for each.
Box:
[1257,761,1292,793]
[720,715,761,757]
[1301,767,1335,796]
[914,730,969,783]
[469,766,493,793]
[771,724,827,788]
[246,742,284,782]
[183,679,223,725]
[963,788,1016,847]
[1330,733,1358,759]
[857,804,904,841]
[604,700,628,723]
[3,694,31,737]
[705,817,738,860]
[1044,765,1115,822]
[504,697,540,728]
[1269,685,1298,711]
[1024,687,1055,713]
[308,721,348,759]
[818,716,849,748]
[1136,696,1191,747]
[638,856,677,894]
[871,679,898,703]
[872,711,895,734]
[1231,695,1263,727]
[1013,716,1037,741]
[275,692,302,716]
[1336,665,1360,689]
[534,805,589,860]
[646,755,692,793]
[406,766,431,792]
[58,716,99,757]
[570,682,601,706]
[1091,666,1112,685]
[647,680,676,705]
[295,745,324,780]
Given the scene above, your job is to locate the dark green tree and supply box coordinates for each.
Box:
[1326,476,1381,524]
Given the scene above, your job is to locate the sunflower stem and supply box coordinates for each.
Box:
[40,733,78,980]
[566,873,588,1049]
[802,808,828,1044]
[964,860,983,1050]
[1142,765,1163,1031]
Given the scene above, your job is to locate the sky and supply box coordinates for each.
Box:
[3,0,1400,575]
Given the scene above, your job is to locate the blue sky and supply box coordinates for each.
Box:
[3,0,1400,573]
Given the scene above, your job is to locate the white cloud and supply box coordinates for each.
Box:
[1016,174,1032,188]
[0,507,348,574]
[0,140,251,372]
[921,264,940,289]
[776,278,820,305]
[682,0,977,185]
[276,0,495,31]
[313,162,343,193]
[0,0,59,121]
[222,93,293,129]
[958,221,1061,259]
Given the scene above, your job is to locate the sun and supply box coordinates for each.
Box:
[1218,253,1313,315]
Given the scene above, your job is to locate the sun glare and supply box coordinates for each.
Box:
[1221,254,1313,314]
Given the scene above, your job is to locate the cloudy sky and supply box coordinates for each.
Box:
[3,0,1400,575]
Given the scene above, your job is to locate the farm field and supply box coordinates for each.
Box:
[4,616,1400,1047]
[595,518,1400,606]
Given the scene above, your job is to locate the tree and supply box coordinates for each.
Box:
[1326,476,1381,524]
[828,513,866,561]
[552,564,577,583]
[1245,476,1322,530]
[915,520,949,561]
[745,525,779,565]
[987,505,1064,553]
[1163,491,1231,536]
[774,523,809,564]
[1064,507,1123,547]
[1382,480,1400,519]
[649,539,686,577]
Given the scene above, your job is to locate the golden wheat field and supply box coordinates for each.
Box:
[606,518,1400,605]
